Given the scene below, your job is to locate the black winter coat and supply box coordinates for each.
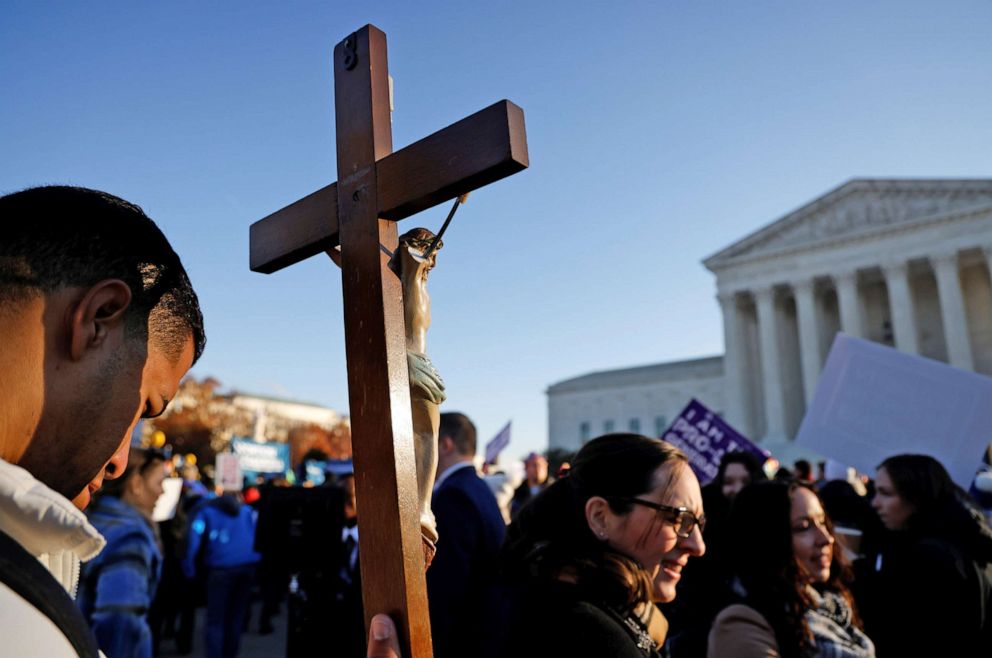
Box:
[856,532,992,658]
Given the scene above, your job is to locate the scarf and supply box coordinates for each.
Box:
[805,588,875,658]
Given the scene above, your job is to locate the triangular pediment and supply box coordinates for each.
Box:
[704,179,992,270]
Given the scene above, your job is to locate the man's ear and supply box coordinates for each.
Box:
[585,495,612,541]
[68,279,132,361]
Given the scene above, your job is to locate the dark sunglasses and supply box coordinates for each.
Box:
[610,497,706,538]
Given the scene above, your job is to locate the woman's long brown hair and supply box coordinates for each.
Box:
[501,433,688,614]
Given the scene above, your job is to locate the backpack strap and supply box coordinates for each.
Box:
[0,527,100,657]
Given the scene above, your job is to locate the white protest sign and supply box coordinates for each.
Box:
[215,452,243,492]
[152,476,183,522]
[795,333,992,488]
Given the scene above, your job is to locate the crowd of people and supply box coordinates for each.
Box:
[1,184,992,658]
[77,427,988,658]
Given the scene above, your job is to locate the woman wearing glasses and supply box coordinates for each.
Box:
[498,434,706,658]
[707,481,874,658]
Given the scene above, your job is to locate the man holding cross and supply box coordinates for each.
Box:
[0,21,524,658]
[0,185,406,658]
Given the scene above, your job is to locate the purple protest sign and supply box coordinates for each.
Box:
[484,421,512,465]
[661,398,768,485]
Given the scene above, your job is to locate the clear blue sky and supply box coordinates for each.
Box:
[3,1,990,461]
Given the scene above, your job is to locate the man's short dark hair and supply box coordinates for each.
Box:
[439,412,476,457]
[0,186,205,363]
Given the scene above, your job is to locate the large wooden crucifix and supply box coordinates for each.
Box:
[248,25,528,657]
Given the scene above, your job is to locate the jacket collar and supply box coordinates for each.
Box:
[0,458,105,561]
[433,460,477,493]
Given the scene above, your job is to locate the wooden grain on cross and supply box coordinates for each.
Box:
[248,24,528,657]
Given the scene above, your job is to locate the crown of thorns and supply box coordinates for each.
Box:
[398,227,441,253]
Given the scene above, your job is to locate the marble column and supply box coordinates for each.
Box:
[754,287,787,441]
[835,270,862,338]
[984,246,992,309]
[931,251,974,370]
[792,279,821,407]
[718,291,749,433]
[881,260,919,354]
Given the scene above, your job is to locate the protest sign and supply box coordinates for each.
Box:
[152,477,183,522]
[323,459,355,476]
[661,398,768,484]
[485,421,512,465]
[216,452,243,491]
[301,458,354,485]
[231,438,290,479]
[795,333,992,488]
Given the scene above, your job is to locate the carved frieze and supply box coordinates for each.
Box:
[707,180,992,268]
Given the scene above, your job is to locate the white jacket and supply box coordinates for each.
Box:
[0,458,106,657]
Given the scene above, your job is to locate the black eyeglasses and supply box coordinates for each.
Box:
[610,497,706,538]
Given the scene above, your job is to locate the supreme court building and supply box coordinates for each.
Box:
[548,179,992,461]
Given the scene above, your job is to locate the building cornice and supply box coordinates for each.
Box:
[708,202,992,274]
[547,355,724,395]
[704,178,992,272]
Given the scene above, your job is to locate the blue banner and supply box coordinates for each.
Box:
[231,438,290,480]
[303,459,354,485]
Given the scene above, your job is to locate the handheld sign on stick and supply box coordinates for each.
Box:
[796,333,992,488]
[661,398,768,485]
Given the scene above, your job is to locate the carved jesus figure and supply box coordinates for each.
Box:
[389,227,446,567]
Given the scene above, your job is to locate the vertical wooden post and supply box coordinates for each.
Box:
[249,25,528,657]
[333,26,433,657]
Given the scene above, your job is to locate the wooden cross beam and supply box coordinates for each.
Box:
[248,25,528,657]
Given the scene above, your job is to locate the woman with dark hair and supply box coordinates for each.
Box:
[716,451,767,502]
[861,454,992,657]
[499,434,706,658]
[708,481,873,658]
[664,451,768,658]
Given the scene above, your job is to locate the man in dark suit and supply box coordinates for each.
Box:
[297,474,364,658]
[324,473,365,658]
[427,413,507,658]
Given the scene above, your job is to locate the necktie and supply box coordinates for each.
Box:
[341,526,359,584]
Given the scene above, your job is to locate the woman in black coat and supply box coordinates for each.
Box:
[861,454,992,657]
[497,434,707,658]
